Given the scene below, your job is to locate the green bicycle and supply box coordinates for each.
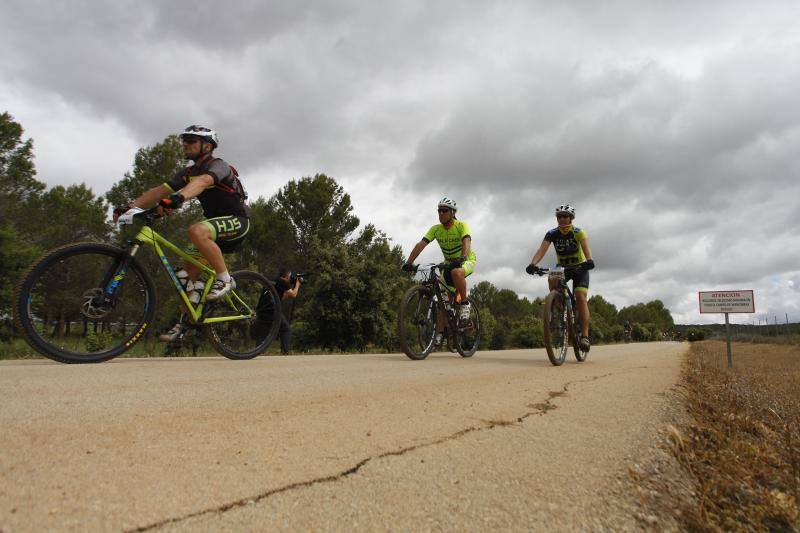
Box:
[13,207,281,363]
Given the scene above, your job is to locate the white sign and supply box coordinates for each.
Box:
[698,290,755,314]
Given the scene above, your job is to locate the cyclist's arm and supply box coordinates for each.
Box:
[579,236,593,262]
[131,184,172,209]
[175,174,215,200]
[461,236,472,259]
[529,239,551,265]
[406,240,429,264]
[282,279,300,300]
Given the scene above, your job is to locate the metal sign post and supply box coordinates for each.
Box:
[724,312,732,368]
[699,290,756,368]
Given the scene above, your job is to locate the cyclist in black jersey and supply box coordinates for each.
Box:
[113,125,250,341]
[526,204,594,352]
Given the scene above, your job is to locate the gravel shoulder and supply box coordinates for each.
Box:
[0,342,686,532]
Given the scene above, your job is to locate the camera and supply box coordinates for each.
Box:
[290,272,311,284]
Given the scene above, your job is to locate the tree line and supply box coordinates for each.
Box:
[0,111,675,355]
[470,281,675,350]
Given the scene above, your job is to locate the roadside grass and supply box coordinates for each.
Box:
[0,338,41,359]
[669,340,799,531]
[729,333,800,346]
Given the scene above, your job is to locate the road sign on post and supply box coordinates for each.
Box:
[698,290,756,368]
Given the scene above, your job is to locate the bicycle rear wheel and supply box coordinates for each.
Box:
[569,309,588,362]
[455,298,480,358]
[542,291,568,366]
[13,242,156,363]
[204,271,281,359]
[398,285,437,360]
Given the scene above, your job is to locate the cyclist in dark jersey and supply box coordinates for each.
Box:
[526,204,595,351]
[113,125,250,341]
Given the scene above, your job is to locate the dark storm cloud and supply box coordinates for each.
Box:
[0,0,461,174]
[408,48,800,209]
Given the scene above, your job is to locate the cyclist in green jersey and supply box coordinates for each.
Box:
[526,204,595,351]
[402,197,476,328]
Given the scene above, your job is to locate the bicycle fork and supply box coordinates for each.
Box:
[97,242,140,309]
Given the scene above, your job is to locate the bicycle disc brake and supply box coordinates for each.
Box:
[80,288,113,319]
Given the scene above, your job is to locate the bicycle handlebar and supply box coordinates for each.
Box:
[409,262,451,274]
[529,264,587,277]
[117,206,163,226]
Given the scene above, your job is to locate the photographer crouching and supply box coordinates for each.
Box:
[274,267,305,355]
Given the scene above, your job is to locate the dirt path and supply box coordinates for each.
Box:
[0,342,685,532]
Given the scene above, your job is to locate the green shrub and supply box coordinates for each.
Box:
[686,327,708,342]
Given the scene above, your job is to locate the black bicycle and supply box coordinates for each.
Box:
[14,207,281,363]
[529,265,588,366]
[397,262,481,360]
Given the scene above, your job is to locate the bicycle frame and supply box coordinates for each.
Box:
[110,211,254,325]
[418,263,461,334]
[550,270,578,318]
[545,266,586,351]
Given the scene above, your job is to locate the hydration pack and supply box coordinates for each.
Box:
[211,158,247,202]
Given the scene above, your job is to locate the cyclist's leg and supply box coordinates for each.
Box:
[193,216,250,299]
[576,290,589,336]
[450,258,474,303]
[570,270,591,337]
[188,222,226,275]
[435,308,447,343]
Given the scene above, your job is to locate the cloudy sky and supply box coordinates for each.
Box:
[2,1,799,325]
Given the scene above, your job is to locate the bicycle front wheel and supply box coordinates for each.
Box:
[13,243,156,363]
[542,291,568,366]
[204,270,281,359]
[455,298,480,358]
[398,285,437,360]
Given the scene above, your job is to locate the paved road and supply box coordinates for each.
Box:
[0,342,685,532]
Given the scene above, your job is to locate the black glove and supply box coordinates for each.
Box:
[525,264,537,275]
[584,259,595,270]
[401,263,416,273]
[449,256,466,269]
[159,193,185,210]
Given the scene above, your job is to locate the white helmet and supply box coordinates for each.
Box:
[555,204,575,217]
[438,197,458,211]
[180,125,218,148]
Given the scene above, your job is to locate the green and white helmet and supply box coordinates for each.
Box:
[438,197,458,211]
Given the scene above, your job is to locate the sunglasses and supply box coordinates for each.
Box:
[437,208,451,214]
[181,137,200,144]
[556,214,571,219]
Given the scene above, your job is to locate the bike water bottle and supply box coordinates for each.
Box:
[188,280,204,305]
[175,269,190,290]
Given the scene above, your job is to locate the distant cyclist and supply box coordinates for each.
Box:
[402,198,477,335]
[526,204,594,351]
[114,125,250,341]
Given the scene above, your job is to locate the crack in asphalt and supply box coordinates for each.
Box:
[129,371,618,532]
